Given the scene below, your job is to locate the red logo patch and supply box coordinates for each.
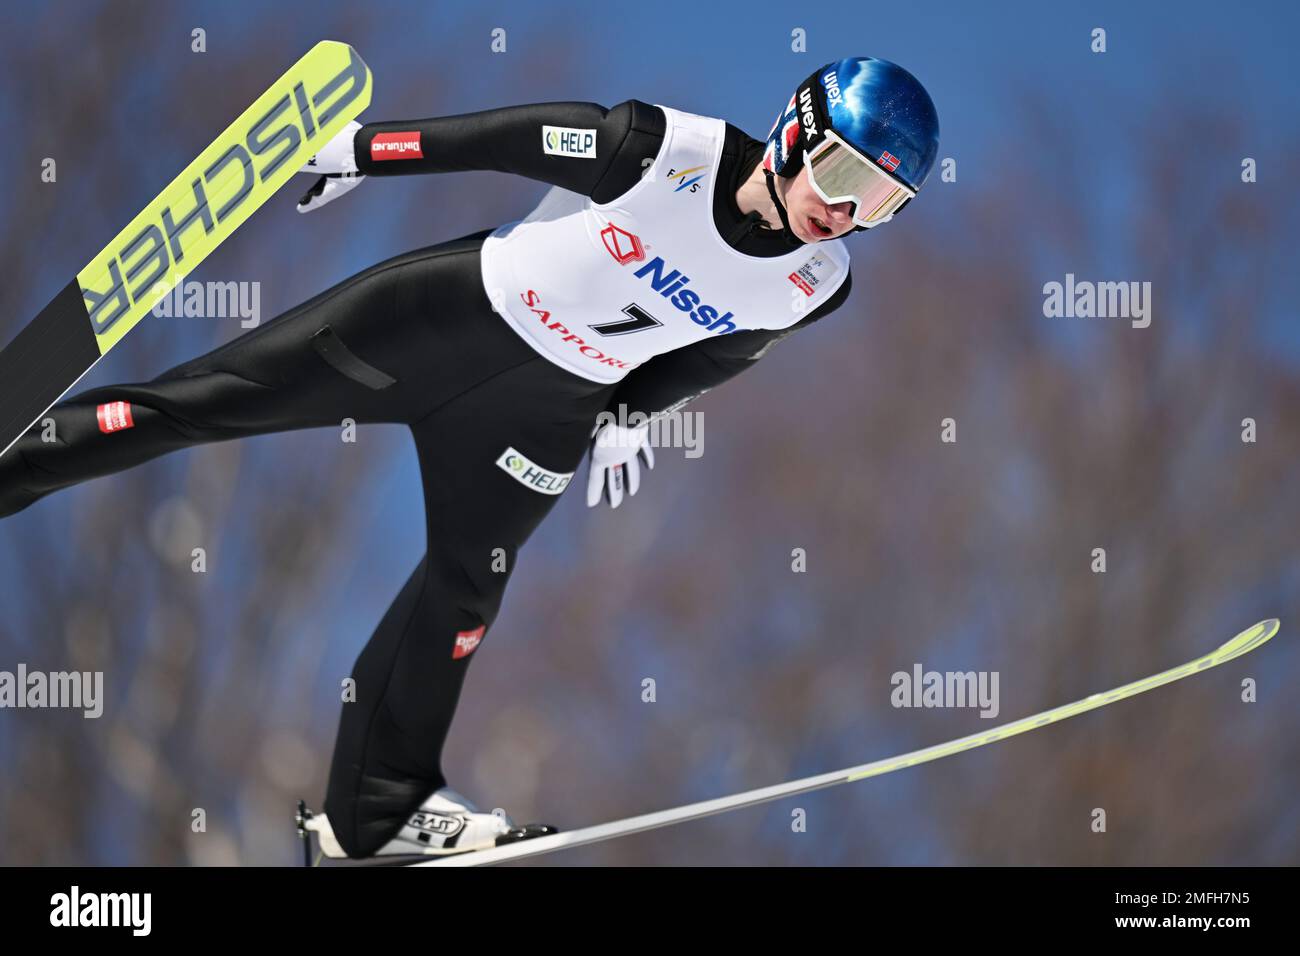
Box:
[600,222,646,265]
[877,150,901,173]
[452,625,485,659]
[96,401,135,434]
[370,131,423,161]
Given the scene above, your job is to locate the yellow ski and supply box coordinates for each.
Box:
[0,40,372,459]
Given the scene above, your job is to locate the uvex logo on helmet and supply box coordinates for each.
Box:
[797,84,819,141]
[822,69,843,109]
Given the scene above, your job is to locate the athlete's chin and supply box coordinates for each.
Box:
[791,219,818,244]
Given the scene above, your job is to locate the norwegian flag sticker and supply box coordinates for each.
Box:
[96,401,135,434]
[452,625,486,659]
[877,150,901,173]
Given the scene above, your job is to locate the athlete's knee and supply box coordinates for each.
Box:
[431,540,513,604]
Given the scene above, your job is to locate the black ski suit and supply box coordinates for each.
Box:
[0,100,850,856]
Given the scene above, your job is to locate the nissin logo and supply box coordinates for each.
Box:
[631,257,744,334]
[600,223,645,264]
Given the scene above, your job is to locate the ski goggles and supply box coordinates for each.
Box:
[805,129,916,228]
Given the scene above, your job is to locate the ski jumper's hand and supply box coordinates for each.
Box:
[587,422,655,509]
[297,120,366,213]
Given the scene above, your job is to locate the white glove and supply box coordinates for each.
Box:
[297,120,365,213]
[586,422,655,509]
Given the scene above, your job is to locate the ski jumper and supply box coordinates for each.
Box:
[0,100,853,856]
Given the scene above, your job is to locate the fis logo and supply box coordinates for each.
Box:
[631,257,744,335]
[495,447,574,495]
[667,165,708,194]
[542,125,597,159]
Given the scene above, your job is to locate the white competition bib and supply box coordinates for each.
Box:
[480,106,850,383]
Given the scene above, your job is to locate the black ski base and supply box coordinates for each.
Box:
[0,279,100,458]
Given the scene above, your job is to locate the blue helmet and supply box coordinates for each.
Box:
[764,57,940,195]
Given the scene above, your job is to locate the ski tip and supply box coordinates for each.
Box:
[314,40,369,69]
[1249,618,1280,639]
[1212,618,1280,662]
[312,39,354,55]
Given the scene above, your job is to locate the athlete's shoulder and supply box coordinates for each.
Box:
[603,99,667,138]
[584,100,668,204]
